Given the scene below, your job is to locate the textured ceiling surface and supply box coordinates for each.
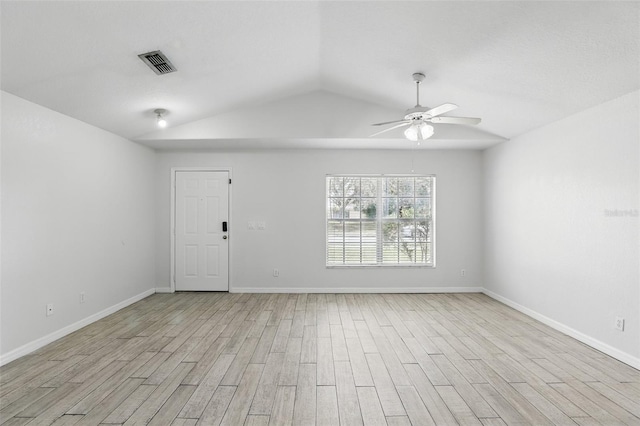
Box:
[1,1,638,148]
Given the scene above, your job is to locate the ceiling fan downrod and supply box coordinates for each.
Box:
[413,72,425,107]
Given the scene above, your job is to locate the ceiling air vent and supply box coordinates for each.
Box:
[138,50,177,75]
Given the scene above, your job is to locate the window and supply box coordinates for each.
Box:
[326,175,435,266]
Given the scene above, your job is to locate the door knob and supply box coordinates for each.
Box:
[223,235,228,239]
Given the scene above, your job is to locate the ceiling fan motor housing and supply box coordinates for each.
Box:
[405,106,430,119]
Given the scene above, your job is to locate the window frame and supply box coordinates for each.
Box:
[325,174,436,268]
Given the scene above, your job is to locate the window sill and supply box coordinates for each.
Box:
[326,264,436,269]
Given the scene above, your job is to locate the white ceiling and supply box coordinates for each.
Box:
[2,1,638,150]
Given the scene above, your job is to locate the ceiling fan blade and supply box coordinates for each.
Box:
[370,122,411,137]
[429,116,481,125]
[423,103,458,118]
[372,119,409,126]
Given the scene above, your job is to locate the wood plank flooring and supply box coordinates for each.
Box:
[1,293,639,425]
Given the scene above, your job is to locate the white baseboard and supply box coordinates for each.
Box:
[231,286,483,294]
[155,287,173,293]
[0,288,156,367]
[482,288,640,370]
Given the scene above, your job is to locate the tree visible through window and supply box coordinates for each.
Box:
[326,175,435,266]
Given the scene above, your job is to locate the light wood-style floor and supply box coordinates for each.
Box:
[1,293,639,426]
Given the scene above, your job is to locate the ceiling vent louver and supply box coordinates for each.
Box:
[138,50,177,75]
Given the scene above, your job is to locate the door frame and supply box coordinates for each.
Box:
[170,167,233,293]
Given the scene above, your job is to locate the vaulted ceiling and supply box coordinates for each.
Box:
[1,1,638,149]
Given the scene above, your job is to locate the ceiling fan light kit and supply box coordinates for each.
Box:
[404,122,434,141]
[371,72,481,141]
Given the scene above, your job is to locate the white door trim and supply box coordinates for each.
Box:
[170,167,233,293]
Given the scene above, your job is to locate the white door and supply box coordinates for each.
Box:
[175,171,229,291]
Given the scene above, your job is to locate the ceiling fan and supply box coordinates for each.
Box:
[371,73,481,141]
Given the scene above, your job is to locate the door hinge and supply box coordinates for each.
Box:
[229,178,232,184]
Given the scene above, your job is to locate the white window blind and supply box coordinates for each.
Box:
[326,175,435,266]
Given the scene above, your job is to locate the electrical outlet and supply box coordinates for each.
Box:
[273,269,279,277]
[46,303,54,316]
[615,317,625,331]
[80,292,86,304]
[461,269,466,277]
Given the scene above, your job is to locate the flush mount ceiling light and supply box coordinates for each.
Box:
[371,72,481,141]
[154,109,168,128]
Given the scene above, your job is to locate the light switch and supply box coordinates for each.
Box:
[248,221,256,230]
[257,221,266,230]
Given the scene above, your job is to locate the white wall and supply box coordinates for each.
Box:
[484,91,640,366]
[156,150,483,292]
[1,92,157,362]
[137,90,505,150]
